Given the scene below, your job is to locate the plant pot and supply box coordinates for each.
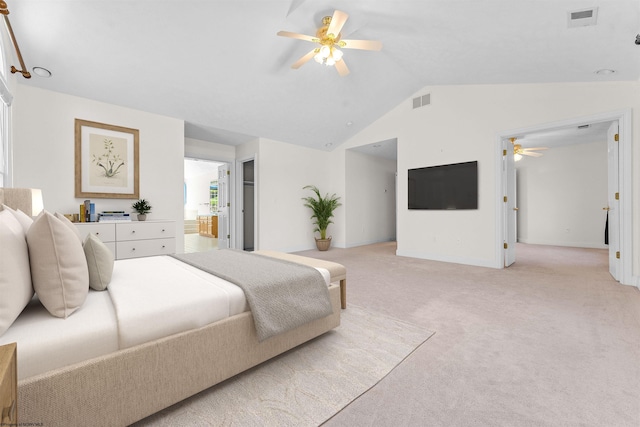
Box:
[315,236,332,251]
[137,214,147,221]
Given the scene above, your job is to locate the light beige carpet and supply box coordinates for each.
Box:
[134,305,434,427]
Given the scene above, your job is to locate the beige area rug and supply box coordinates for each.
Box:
[134,305,434,427]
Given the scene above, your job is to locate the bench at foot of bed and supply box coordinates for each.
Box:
[255,250,347,309]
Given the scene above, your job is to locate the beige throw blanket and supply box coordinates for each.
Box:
[171,250,333,341]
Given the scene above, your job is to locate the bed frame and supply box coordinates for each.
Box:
[0,188,342,426]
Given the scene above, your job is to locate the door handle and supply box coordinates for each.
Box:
[603,207,611,211]
[513,207,519,211]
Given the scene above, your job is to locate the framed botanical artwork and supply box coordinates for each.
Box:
[75,119,139,199]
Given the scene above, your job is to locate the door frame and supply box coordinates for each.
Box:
[184,156,237,249]
[495,109,632,286]
[235,155,258,251]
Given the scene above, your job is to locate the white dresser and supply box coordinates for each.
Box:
[75,220,176,259]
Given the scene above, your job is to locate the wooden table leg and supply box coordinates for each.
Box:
[340,279,346,309]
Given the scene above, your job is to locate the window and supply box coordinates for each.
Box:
[210,181,218,213]
[0,103,6,187]
[0,39,11,187]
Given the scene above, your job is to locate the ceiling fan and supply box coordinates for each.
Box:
[510,137,548,161]
[277,10,382,76]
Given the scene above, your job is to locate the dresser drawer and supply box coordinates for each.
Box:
[116,221,176,241]
[75,223,116,242]
[116,238,176,259]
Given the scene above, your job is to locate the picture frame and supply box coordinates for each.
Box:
[75,119,139,199]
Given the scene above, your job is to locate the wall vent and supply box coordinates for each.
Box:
[568,8,598,27]
[412,93,431,109]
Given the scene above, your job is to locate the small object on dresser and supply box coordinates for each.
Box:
[98,211,131,223]
[89,203,96,222]
[132,199,152,221]
[84,200,91,222]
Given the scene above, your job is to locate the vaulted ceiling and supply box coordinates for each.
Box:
[7,1,640,151]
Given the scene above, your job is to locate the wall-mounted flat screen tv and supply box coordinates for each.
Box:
[408,161,478,210]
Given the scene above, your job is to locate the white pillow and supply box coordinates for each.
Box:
[54,212,83,242]
[27,211,89,318]
[84,233,114,291]
[1,204,33,234]
[0,210,34,336]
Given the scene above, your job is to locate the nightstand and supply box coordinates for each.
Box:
[0,342,17,426]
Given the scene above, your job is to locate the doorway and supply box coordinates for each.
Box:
[184,158,228,253]
[497,109,632,286]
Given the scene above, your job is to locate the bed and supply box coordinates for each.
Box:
[0,188,343,426]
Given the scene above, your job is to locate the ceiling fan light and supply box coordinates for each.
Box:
[314,53,324,63]
[320,45,331,58]
[325,56,336,66]
[514,153,523,162]
[332,48,343,61]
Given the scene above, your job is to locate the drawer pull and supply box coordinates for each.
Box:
[132,230,136,234]
[96,232,100,235]
[162,229,165,232]
[132,248,136,251]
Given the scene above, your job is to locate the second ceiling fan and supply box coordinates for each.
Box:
[277,10,382,76]
[510,137,548,161]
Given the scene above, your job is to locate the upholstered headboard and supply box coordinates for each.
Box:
[0,188,42,215]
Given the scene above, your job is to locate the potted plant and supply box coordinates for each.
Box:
[132,199,152,221]
[302,185,341,251]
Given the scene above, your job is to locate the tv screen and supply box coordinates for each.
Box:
[408,161,478,210]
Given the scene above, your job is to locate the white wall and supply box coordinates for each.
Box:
[256,138,334,252]
[340,82,640,274]
[12,85,186,251]
[185,137,236,163]
[516,140,608,248]
[345,150,396,247]
[184,171,217,219]
[186,136,337,252]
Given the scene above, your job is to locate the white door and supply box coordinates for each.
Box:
[504,139,516,267]
[607,122,620,281]
[217,164,230,249]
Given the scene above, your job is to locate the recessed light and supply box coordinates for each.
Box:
[32,67,52,78]
[325,143,333,147]
[595,69,615,75]
[346,121,353,127]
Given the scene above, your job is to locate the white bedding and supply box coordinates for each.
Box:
[1,255,331,380]
[109,256,248,349]
[0,290,118,380]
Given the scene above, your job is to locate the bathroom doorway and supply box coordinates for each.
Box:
[184,158,227,253]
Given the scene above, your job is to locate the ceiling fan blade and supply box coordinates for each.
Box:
[523,147,549,151]
[335,58,350,76]
[291,49,317,69]
[523,151,543,157]
[340,39,382,51]
[327,10,349,37]
[277,31,318,43]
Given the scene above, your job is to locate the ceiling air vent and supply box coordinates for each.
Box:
[412,94,431,109]
[568,7,598,28]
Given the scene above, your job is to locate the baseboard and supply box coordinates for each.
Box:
[517,239,608,249]
[344,238,395,249]
[395,249,496,269]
